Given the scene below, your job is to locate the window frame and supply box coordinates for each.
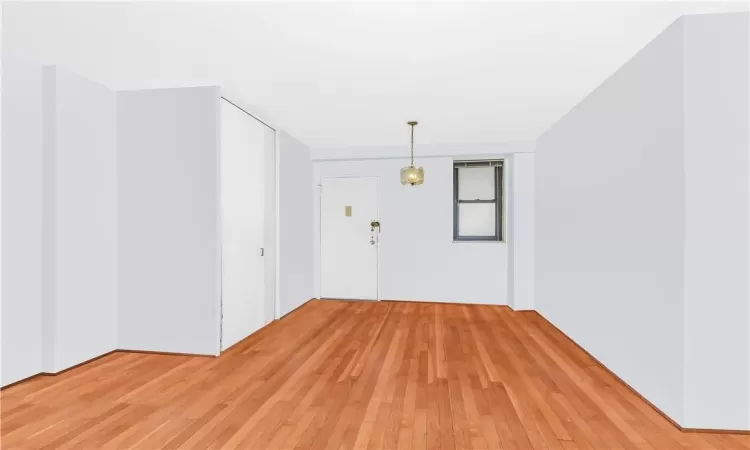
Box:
[453,160,504,242]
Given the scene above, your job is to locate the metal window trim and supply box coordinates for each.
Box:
[454,160,504,168]
[453,160,505,242]
[453,167,459,241]
[457,199,496,204]
[453,235,500,242]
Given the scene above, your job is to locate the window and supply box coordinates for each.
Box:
[453,160,504,241]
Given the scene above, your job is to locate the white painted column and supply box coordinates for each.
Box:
[508,152,535,310]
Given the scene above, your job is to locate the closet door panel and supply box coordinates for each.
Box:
[220,100,266,351]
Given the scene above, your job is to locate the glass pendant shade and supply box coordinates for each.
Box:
[400,165,424,186]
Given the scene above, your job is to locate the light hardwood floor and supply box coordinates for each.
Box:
[2,300,749,449]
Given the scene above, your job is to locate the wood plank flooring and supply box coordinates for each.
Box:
[2,300,749,449]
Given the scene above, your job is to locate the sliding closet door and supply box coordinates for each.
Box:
[220,99,267,351]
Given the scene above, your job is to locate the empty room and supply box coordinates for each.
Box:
[2,1,750,449]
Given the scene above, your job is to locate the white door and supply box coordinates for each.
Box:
[321,177,379,300]
[220,99,267,351]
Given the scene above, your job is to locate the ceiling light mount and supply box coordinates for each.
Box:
[400,121,424,186]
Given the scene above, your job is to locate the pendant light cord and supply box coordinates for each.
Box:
[410,124,415,166]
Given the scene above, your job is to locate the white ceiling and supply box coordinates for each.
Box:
[4,1,748,150]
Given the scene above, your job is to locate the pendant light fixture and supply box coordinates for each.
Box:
[400,121,424,186]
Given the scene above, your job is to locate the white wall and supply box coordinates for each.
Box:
[49,66,117,371]
[507,153,535,310]
[2,61,118,381]
[682,12,750,430]
[277,132,314,316]
[1,57,44,385]
[536,18,686,423]
[41,66,55,373]
[313,156,509,305]
[0,5,3,386]
[536,13,750,431]
[117,86,221,356]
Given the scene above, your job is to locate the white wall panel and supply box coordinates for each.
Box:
[2,61,118,381]
[536,12,750,431]
[51,66,117,371]
[507,153,535,311]
[682,12,750,430]
[118,86,220,356]
[278,132,314,316]
[1,57,44,386]
[536,19,686,422]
